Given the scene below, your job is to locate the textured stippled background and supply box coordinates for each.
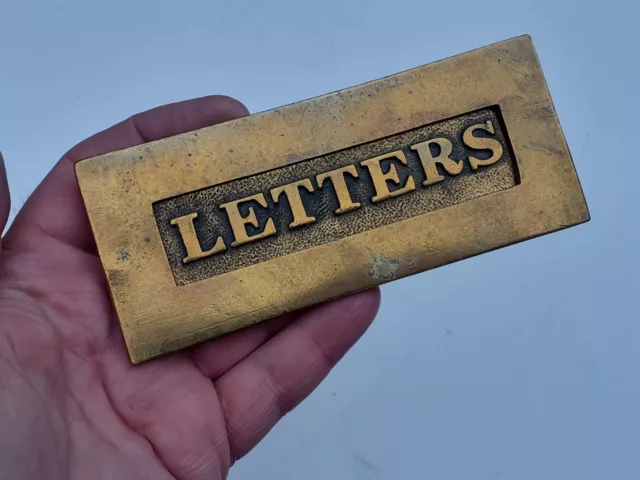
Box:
[154,108,517,285]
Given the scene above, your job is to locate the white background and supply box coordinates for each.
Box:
[1,0,639,478]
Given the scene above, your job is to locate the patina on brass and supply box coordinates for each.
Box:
[75,35,589,364]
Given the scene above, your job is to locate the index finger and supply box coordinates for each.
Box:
[5,95,249,253]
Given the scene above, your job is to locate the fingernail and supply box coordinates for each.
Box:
[0,151,6,180]
[0,151,8,233]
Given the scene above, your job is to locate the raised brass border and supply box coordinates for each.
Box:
[75,35,589,363]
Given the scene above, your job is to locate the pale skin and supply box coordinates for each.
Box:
[0,95,380,479]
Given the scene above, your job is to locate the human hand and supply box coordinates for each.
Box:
[0,96,380,480]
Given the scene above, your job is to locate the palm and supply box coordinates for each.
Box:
[0,96,379,480]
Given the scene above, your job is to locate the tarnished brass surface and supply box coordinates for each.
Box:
[75,35,589,364]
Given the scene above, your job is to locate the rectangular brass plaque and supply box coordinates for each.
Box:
[76,35,589,364]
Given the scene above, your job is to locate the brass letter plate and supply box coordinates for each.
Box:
[75,35,589,364]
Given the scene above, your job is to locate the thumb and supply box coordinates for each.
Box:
[0,152,10,239]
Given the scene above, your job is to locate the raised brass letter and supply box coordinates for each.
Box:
[463,121,504,170]
[170,213,226,264]
[270,179,317,229]
[411,138,463,186]
[316,165,361,214]
[360,151,416,203]
[220,193,276,247]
